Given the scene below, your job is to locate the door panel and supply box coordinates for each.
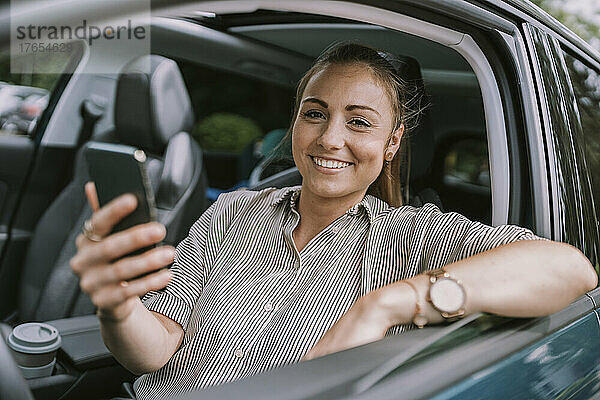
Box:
[0,143,79,319]
[432,312,600,399]
[0,135,35,319]
[0,135,35,254]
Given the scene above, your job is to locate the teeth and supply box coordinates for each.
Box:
[313,156,350,169]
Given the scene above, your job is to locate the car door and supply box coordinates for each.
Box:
[0,44,85,319]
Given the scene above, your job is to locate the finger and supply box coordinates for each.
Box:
[80,246,175,293]
[85,181,100,213]
[91,269,172,310]
[80,222,166,265]
[89,193,138,237]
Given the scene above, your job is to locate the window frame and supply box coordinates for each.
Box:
[524,23,600,266]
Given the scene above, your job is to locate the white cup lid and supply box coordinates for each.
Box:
[7,323,62,354]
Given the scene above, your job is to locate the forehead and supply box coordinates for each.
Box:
[302,63,393,113]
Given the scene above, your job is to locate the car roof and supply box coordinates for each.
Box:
[1,0,598,67]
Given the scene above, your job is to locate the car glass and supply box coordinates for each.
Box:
[182,17,491,222]
[0,48,75,137]
[176,59,294,199]
[562,51,600,274]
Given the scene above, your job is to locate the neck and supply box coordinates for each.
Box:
[296,187,365,229]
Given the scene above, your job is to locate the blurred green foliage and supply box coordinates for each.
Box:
[529,0,599,49]
[0,50,70,91]
[193,113,263,152]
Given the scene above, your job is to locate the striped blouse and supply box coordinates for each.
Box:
[133,186,540,400]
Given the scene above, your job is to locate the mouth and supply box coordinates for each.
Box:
[310,155,353,170]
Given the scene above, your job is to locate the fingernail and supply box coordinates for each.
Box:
[152,224,166,236]
[122,194,137,207]
[162,248,175,262]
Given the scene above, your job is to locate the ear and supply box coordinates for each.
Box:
[385,124,404,160]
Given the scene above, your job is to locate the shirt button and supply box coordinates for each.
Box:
[234,348,244,358]
[264,302,274,312]
[331,226,340,234]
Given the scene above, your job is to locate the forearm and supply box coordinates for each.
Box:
[375,240,598,328]
[99,298,182,375]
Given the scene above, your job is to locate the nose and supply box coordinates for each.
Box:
[316,118,345,150]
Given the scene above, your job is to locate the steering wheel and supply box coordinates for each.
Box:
[0,326,35,400]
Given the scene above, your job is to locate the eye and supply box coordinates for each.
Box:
[348,118,371,128]
[302,110,326,119]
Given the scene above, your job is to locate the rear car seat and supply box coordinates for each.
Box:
[12,55,208,323]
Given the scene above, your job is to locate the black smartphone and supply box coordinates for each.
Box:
[84,142,158,258]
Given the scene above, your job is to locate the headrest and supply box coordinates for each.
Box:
[393,54,434,184]
[114,55,194,154]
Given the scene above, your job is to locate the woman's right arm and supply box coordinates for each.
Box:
[69,182,183,375]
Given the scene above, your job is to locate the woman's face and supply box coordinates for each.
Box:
[292,63,402,203]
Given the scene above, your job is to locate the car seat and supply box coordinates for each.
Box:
[13,55,207,323]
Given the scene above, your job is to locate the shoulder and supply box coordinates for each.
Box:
[366,196,461,225]
[188,186,297,238]
[372,199,539,242]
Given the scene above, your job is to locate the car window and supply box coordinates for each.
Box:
[173,17,492,221]
[174,59,294,197]
[443,138,490,187]
[0,48,76,137]
[562,52,600,230]
[439,136,491,223]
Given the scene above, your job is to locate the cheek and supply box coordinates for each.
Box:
[292,120,318,153]
[352,138,386,164]
[291,124,308,165]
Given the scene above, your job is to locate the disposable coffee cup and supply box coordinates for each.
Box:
[7,322,62,379]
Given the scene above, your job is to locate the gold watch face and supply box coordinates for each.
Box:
[429,278,465,313]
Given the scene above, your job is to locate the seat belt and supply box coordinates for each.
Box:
[76,96,105,148]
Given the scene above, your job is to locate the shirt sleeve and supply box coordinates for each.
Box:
[140,200,218,330]
[415,203,546,272]
[140,189,265,330]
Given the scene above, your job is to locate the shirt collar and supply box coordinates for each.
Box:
[270,186,390,224]
[270,186,301,208]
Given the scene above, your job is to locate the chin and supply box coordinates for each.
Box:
[304,179,364,200]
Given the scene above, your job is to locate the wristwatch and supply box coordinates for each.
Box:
[426,267,466,321]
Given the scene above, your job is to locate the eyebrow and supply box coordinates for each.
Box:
[301,97,381,117]
[346,104,381,117]
[302,97,328,108]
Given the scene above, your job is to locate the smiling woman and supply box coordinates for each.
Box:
[68,42,597,400]
[290,43,425,210]
[292,63,401,214]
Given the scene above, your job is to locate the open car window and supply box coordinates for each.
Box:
[162,15,492,223]
[0,45,81,138]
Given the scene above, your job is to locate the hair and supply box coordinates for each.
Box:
[273,42,427,207]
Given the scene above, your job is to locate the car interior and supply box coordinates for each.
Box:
[0,6,500,400]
